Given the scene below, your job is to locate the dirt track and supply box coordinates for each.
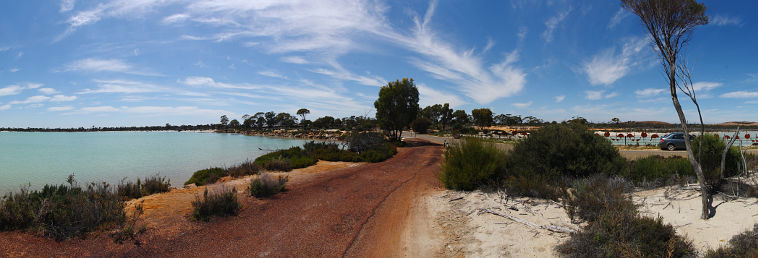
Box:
[0,139,443,257]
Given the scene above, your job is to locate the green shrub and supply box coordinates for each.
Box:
[502,175,563,200]
[118,175,171,200]
[705,224,758,257]
[557,175,694,258]
[185,167,226,186]
[563,175,636,222]
[508,123,627,181]
[226,161,260,177]
[411,117,432,134]
[557,213,695,258]
[692,134,742,184]
[440,137,507,191]
[0,176,125,241]
[625,156,693,183]
[191,188,241,221]
[347,132,385,153]
[254,147,317,171]
[249,173,289,198]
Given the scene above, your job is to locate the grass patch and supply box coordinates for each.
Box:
[117,174,171,200]
[191,188,241,221]
[249,173,289,198]
[0,175,125,241]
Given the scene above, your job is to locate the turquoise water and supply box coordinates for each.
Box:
[0,131,308,193]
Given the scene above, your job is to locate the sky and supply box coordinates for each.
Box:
[1,0,757,128]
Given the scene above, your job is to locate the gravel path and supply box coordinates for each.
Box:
[0,139,444,257]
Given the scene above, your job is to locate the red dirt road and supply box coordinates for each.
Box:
[0,139,443,257]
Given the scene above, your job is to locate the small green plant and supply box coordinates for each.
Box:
[563,175,636,223]
[624,156,693,184]
[225,161,260,178]
[705,224,758,257]
[691,134,742,185]
[191,188,241,221]
[185,167,226,186]
[440,137,507,191]
[249,173,289,198]
[253,147,317,171]
[111,203,147,246]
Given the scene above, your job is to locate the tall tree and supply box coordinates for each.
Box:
[622,0,710,218]
[374,78,420,141]
[219,115,229,128]
[440,103,453,131]
[296,108,310,123]
[471,108,493,127]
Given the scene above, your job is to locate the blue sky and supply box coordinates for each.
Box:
[1,0,756,128]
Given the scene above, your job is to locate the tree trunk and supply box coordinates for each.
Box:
[669,66,710,220]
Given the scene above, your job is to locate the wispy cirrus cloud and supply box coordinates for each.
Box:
[710,15,742,26]
[512,101,533,108]
[554,95,565,103]
[635,88,665,97]
[721,91,758,98]
[607,8,629,29]
[542,8,571,43]
[417,83,464,108]
[64,58,160,76]
[583,36,649,86]
[585,90,618,100]
[0,83,43,96]
[59,0,75,13]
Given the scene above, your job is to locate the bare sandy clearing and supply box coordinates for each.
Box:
[633,187,758,253]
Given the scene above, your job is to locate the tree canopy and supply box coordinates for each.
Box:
[374,78,420,141]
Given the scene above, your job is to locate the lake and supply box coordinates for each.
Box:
[0,131,309,193]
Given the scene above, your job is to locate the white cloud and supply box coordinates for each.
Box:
[607,8,629,29]
[9,68,19,73]
[692,81,722,92]
[711,15,742,26]
[10,95,51,105]
[585,90,617,100]
[162,13,189,24]
[258,71,287,79]
[281,56,309,64]
[25,83,42,89]
[542,8,571,43]
[311,68,385,87]
[65,58,131,73]
[512,101,533,108]
[417,83,464,108]
[39,88,60,94]
[554,95,565,103]
[50,95,78,102]
[81,106,120,112]
[0,104,11,110]
[517,26,527,41]
[635,88,665,97]
[0,46,10,52]
[78,79,164,94]
[584,36,649,86]
[721,91,758,98]
[0,85,24,96]
[48,106,74,111]
[60,0,75,13]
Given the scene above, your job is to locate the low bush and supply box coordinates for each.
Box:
[0,175,125,241]
[440,137,507,191]
[625,156,693,184]
[563,175,636,223]
[347,132,385,153]
[254,147,317,171]
[705,224,758,257]
[411,117,432,134]
[557,176,694,258]
[508,123,627,181]
[249,173,289,198]
[191,188,241,221]
[118,174,171,200]
[226,161,260,178]
[184,167,226,186]
[557,212,695,258]
[502,175,563,200]
[692,134,742,184]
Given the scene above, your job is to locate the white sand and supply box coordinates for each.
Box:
[633,187,758,253]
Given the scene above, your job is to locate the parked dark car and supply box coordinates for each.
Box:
[659,132,695,151]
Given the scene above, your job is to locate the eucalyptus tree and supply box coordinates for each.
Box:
[622,0,711,218]
[374,78,419,142]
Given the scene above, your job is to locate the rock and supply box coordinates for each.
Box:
[184,183,197,189]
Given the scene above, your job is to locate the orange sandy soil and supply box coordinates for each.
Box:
[0,139,444,257]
